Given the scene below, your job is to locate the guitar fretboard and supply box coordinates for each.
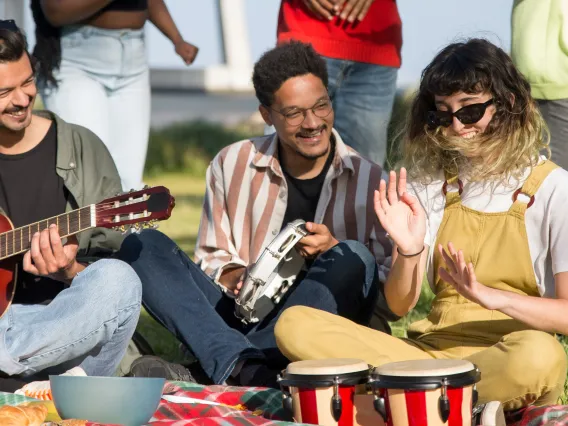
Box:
[0,206,93,260]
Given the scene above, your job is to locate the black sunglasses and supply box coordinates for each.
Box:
[427,99,494,128]
[0,20,19,32]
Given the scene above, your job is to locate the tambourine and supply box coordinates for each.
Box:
[235,219,309,324]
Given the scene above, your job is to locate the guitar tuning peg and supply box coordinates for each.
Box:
[129,188,135,193]
[143,184,150,189]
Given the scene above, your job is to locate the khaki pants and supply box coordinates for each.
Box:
[275,307,567,412]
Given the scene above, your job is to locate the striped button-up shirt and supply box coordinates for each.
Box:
[195,129,392,285]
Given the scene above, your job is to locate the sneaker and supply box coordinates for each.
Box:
[473,401,506,426]
[128,355,196,382]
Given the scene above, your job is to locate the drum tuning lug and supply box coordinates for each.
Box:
[332,376,342,422]
[472,387,479,407]
[439,378,451,423]
[373,394,387,422]
[282,392,293,416]
[332,397,342,422]
[439,395,450,423]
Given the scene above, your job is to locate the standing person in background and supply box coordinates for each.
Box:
[511,0,568,170]
[31,0,199,191]
[277,0,402,167]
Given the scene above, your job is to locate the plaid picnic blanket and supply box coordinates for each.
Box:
[506,405,568,426]
[149,381,295,425]
[1,381,568,425]
[0,381,298,426]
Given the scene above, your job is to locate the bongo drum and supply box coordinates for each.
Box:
[371,359,480,426]
[278,358,382,426]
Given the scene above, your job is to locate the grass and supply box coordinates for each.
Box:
[137,172,568,403]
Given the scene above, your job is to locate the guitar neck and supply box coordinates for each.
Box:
[0,206,95,260]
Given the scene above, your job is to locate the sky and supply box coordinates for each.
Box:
[22,0,515,88]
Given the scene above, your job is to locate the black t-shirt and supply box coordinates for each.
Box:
[280,137,335,228]
[0,122,69,304]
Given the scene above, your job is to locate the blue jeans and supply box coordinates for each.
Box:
[118,230,380,384]
[0,259,142,377]
[325,58,398,167]
[537,99,568,170]
[41,25,150,191]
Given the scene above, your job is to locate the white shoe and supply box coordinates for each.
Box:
[474,401,506,426]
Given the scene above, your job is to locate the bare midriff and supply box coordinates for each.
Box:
[81,10,148,30]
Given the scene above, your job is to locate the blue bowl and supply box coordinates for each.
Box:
[50,375,165,426]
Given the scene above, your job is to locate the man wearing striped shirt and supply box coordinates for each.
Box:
[120,41,396,387]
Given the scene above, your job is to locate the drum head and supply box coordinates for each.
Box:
[280,359,370,388]
[372,359,479,390]
[375,359,474,377]
[287,359,369,375]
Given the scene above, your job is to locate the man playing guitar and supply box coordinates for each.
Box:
[0,21,142,384]
[119,41,397,387]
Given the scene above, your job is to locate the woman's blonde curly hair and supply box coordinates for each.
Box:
[401,38,549,184]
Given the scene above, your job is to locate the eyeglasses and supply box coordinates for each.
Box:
[267,98,333,126]
[427,99,494,128]
[0,20,19,32]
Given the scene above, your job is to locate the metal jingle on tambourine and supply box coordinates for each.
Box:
[279,234,297,253]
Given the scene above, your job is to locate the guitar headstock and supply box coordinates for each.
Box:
[95,186,175,232]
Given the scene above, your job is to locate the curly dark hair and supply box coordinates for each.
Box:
[30,0,61,88]
[252,41,328,107]
[0,24,36,71]
[403,38,547,182]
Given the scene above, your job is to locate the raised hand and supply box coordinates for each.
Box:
[437,242,500,310]
[374,168,426,255]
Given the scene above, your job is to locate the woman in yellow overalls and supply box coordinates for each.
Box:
[274,39,568,416]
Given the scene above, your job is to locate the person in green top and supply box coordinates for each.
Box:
[0,21,142,387]
[511,0,568,169]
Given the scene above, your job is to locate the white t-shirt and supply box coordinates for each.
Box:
[408,160,568,297]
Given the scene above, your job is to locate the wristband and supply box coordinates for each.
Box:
[397,245,425,258]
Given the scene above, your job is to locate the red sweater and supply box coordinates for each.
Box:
[277,0,402,67]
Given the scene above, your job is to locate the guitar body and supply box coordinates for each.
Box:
[0,214,16,320]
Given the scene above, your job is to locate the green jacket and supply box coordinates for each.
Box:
[511,0,568,100]
[0,111,124,260]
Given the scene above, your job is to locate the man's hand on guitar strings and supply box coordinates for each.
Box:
[23,224,86,284]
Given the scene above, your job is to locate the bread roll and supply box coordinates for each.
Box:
[0,404,48,426]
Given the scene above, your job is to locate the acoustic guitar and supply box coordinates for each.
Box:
[0,186,175,318]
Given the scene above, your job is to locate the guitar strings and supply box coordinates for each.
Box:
[0,201,159,240]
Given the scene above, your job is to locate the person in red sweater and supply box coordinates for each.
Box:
[277,0,402,167]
